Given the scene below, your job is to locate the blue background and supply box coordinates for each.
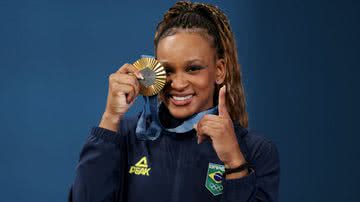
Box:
[0,0,359,201]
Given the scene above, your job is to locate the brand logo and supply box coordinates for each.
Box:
[205,163,225,196]
[129,156,151,176]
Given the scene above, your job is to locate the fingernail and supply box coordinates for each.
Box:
[138,72,144,80]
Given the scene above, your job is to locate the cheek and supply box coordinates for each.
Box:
[160,80,171,96]
[191,72,216,94]
[158,82,170,102]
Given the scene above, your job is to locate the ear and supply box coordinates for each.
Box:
[215,58,226,84]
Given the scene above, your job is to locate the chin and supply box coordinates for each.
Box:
[168,107,195,119]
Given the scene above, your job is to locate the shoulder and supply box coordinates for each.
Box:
[245,130,278,160]
[234,125,280,174]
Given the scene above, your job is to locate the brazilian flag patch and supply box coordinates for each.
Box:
[205,163,225,196]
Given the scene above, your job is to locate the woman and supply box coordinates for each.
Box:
[69,1,280,202]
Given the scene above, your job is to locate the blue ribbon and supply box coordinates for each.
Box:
[135,95,218,140]
[135,95,163,140]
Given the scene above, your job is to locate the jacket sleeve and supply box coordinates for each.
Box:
[68,125,129,202]
[221,139,280,202]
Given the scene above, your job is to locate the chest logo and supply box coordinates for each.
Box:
[205,163,225,196]
[129,156,151,176]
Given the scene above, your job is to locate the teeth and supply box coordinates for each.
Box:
[172,95,193,101]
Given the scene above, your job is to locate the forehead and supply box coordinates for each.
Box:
[156,31,216,65]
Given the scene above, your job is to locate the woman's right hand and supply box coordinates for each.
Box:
[99,63,144,132]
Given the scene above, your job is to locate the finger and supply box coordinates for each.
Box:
[200,114,220,121]
[199,115,223,130]
[193,123,197,131]
[201,114,229,126]
[198,115,228,135]
[111,83,136,104]
[198,134,207,144]
[197,121,220,137]
[195,117,209,137]
[117,63,144,80]
[194,123,207,144]
[110,73,138,87]
[218,85,230,118]
[110,73,140,96]
[197,124,217,144]
[195,118,221,144]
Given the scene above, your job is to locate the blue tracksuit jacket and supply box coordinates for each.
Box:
[68,112,280,202]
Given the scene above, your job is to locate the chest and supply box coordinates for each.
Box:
[125,135,225,202]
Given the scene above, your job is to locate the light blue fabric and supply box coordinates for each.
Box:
[162,105,218,133]
[135,95,218,140]
[135,55,163,140]
[135,95,162,140]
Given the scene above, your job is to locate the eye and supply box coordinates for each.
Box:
[165,68,174,76]
[164,67,174,75]
[186,65,204,72]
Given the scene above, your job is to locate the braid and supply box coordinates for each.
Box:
[154,1,248,128]
[201,3,249,128]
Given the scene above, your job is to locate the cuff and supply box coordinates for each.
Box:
[222,169,256,200]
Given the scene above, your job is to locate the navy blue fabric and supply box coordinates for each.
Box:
[69,113,280,202]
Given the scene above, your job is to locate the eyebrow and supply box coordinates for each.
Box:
[159,59,205,68]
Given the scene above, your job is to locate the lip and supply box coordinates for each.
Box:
[169,94,194,106]
[170,93,194,97]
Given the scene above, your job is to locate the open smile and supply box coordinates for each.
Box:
[169,94,194,106]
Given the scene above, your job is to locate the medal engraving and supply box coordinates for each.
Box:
[139,67,156,88]
[133,57,166,96]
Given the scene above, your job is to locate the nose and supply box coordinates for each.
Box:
[169,73,189,90]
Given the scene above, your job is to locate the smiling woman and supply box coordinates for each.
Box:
[69,1,280,202]
[157,32,222,119]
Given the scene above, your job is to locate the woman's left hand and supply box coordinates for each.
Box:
[194,86,247,171]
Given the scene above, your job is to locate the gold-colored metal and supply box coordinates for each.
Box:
[132,57,166,96]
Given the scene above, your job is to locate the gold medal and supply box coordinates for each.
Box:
[132,57,166,96]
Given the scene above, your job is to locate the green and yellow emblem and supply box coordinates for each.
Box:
[205,163,225,196]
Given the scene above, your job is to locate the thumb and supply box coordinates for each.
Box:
[218,85,230,118]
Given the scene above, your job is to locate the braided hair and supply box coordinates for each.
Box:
[154,1,248,128]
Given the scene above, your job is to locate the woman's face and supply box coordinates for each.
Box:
[157,31,225,119]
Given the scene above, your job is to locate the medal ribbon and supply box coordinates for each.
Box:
[135,95,218,140]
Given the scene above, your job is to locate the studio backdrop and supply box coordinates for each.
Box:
[0,0,359,202]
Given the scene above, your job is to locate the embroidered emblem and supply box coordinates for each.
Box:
[129,156,151,176]
[205,163,225,196]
